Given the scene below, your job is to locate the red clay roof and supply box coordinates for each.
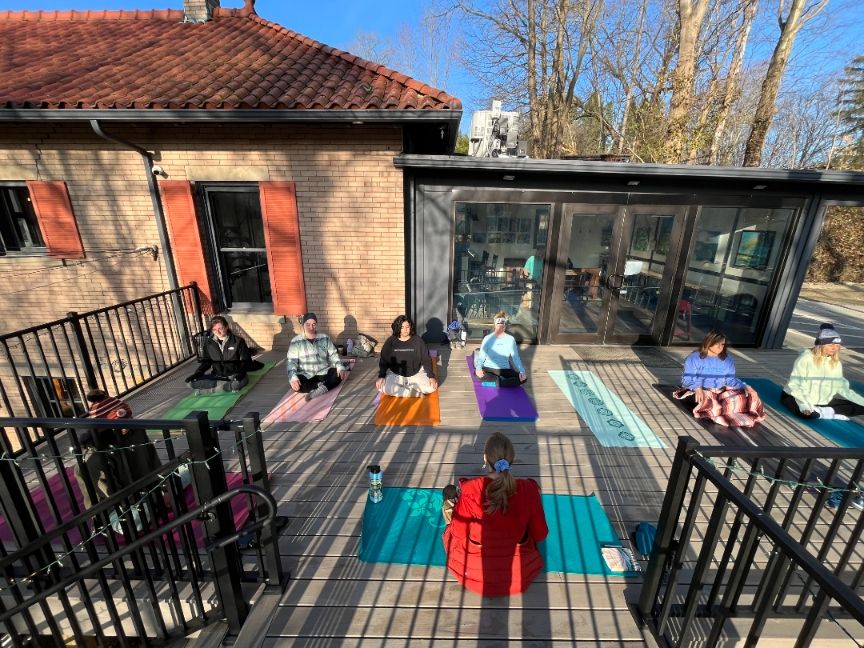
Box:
[0,7,462,112]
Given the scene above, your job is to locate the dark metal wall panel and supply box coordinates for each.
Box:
[411,186,454,338]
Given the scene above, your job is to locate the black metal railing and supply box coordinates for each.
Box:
[638,437,864,648]
[0,411,285,646]
[0,283,204,422]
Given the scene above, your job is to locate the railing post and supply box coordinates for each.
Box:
[0,459,56,578]
[184,411,248,632]
[242,412,285,587]
[638,436,699,618]
[66,311,99,391]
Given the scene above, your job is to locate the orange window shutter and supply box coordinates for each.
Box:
[160,180,214,313]
[26,181,85,259]
[259,181,306,316]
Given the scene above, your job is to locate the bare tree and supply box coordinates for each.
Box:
[663,0,712,162]
[742,0,829,166]
[456,0,602,159]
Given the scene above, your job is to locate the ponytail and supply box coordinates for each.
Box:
[483,432,517,514]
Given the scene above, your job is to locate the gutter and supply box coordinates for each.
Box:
[89,120,179,291]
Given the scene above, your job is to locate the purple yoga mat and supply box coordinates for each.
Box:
[0,468,253,548]
[466,355,538,422]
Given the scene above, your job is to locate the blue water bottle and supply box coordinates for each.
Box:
[368,465,383,503]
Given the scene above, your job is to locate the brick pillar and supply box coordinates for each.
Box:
[184,0,219,22]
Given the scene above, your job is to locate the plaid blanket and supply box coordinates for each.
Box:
[673,386,765,428]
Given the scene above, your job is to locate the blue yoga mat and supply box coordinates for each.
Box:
[358,487,636,576]
[744,378,864,448]
[549,370,666,448]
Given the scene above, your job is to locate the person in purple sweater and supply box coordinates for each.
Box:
[674,330,765,428]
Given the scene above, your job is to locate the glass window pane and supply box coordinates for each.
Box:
[612,213,675,337]
[223,250,271,303]
[210,191,266,249]
[559,213,614,335]
[0,186,45,251]
[453,202,550,340]
[677,206,795,345]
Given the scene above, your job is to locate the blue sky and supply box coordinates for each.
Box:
[4,0,864,134]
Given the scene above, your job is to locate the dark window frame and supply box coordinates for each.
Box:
[0,184,47,255]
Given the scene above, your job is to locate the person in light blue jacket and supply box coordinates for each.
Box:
[474,311,527,387]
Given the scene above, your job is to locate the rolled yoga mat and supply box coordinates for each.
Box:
[262,359,355,424]
[743,378,864,448]
[358,487,636,576]
[466,355,538,422]
[549,370,665,448]
[163,361,275,421]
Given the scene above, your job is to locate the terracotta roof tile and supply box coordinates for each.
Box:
[0,7,461,113]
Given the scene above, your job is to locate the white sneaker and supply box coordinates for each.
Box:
[305,384,329,401]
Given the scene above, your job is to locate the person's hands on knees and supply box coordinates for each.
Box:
[338,369,349,381]
[695,387,705,404]
[375,377,385,391]
[519,372,527,383]
[475,368,485,379]
[429,377,438,391]
[289,377,301,392]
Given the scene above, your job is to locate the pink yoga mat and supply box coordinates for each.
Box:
[0,468,253,549]
[262,359,354,424]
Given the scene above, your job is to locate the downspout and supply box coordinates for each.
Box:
[89,120,199,354]
[89,119,179,291]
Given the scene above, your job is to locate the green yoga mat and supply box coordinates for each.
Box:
[358,487,635,576]
[163,361,275,421]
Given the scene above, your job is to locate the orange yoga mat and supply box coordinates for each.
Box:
[374,389,441,426]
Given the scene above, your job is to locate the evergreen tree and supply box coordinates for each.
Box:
[838,55,864,170]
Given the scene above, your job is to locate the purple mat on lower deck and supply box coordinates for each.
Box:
[466,355,538,422]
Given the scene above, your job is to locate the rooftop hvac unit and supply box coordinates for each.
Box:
[468,100,523,158]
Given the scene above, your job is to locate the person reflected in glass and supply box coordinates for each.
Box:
[674,329,764,428]
[781,323,864,420]
[474,311,527,387]
[376,315,438,398]
[441,431,548,597]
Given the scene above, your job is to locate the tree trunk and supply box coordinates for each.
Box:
[663,0,710,163]
[742,0,828,166]
[710,0,758,164]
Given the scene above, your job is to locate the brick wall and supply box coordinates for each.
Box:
[0,122,406,347]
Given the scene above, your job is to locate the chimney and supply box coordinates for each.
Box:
[184,0,220,22]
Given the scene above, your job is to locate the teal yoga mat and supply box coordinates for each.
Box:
[358,487,635,576]
[163,361,275,420]
[549,370,666,449]
[744,377,864,448]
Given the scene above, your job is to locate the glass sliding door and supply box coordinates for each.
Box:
[555,206,619,337]
[609,206,686,340]
[452,202,551,341]
[677,206,796,345]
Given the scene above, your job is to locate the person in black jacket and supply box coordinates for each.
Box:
[376,314,438,398]
[186,316,255,391]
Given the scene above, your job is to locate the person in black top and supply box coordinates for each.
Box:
[186,316,257,391]
[376,315,438,398]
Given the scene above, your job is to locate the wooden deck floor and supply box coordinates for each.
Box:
[127,344,864,647]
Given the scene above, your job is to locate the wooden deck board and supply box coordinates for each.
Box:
[124,345,864,646]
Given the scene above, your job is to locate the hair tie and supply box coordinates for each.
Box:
[493,458,510,472]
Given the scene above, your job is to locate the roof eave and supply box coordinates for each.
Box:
[0,108,462,124]
[393,154,864,186]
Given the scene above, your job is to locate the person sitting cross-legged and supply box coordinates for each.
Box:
[287,312,349,401]
[674,329,765,428]
[376,314,438,398]
[441,431,548,597]
[474,311,527,387]
[781,323,864,421]
[186,316,256,392]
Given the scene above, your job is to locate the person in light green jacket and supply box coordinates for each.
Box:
[781,323,864,420]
